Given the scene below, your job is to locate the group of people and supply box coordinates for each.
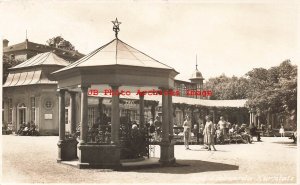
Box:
[184,115,217,151]
[17,121,39,136]
[183,115,263,151]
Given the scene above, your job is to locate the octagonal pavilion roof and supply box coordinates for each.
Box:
[53,39,175,74]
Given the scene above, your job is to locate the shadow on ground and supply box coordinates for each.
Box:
[122,160,239,174]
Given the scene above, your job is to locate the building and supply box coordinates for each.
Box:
[2,52,71,135]
[3,39,84,62]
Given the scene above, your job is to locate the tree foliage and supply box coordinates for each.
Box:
[204,74,249,100]
[204,60,297,127]
[2,55,22,83]
[245,60,297,116]
[46,36,75,51]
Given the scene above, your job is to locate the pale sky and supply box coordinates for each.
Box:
[0,0,299,81]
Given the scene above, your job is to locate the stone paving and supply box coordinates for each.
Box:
[1,135,298,184]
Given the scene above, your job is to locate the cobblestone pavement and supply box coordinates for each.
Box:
[1,135,297,184]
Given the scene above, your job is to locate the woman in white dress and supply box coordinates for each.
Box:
[203,115,217,151]
[183,116,192,150]
[279,125,285,137]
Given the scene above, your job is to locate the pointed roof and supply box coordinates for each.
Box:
[54,39,175,73]
[11,52,70,69]
[190,69,204,80]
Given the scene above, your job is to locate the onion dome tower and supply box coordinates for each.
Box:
[189,55,204,99]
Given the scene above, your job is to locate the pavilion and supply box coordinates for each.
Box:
[51,19,179,168]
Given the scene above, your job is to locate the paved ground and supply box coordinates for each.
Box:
[1,135,298,184]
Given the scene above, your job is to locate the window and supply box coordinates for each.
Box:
[44,100,53,110]
[8,98,12,123]
[31,97,35,123]
[88,107,96,127]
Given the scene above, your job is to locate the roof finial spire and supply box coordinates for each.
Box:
[26,29,28,41]
[196,54,198,70]
[112,18,121,39]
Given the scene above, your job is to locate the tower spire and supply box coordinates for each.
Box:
[196,54,198,70]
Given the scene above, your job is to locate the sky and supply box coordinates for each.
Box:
[0,0,299,81]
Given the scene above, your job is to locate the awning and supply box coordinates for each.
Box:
[90,93,247,108]
[3,70,56,87]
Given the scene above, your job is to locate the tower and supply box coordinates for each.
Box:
[189,55,204,99]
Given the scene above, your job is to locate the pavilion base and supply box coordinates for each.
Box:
[57,138,78,162]
[77,144,120,169]
[60,157,160,170]
[159,141,176,166]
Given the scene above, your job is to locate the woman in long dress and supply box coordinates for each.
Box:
[203,115,217,151]
[183,116,192,150]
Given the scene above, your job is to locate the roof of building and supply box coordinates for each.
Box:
[11,52,70,69]
[190,68,204,80]
[91,93,247,108]
[53,38,177,73]
[3,39,84,60]
[3,52,70,87]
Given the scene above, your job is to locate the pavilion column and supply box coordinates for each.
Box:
[58,89,66,141]
[139,94,145,128]
[168,94,174,137]
[212,108,216,124]
[57,89,66,161]
[111,85,120,145]
[12,107,17,132]
[253,113,257,127]
[159,88,175,165]
[80,86,89,144]
[69,91,77,134]
[161,89,169,143]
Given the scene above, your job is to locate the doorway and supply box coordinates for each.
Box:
[17,103,27,129]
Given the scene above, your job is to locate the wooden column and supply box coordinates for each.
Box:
[159,88,175,165]
[12,107,17,132]
[212,108,216,124]
[168,93,173,137]
[253,114,257,127]
[57,89,66,161]
[69,91,77,134]
[111,85,120,145]
[139,94,145,128]
[161,89,169,143]
[80,86,88,144]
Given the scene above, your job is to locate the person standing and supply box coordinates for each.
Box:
[279,125,285,137]
[218,116,226,144]
[183,116,192,150]
[204,115,217,151]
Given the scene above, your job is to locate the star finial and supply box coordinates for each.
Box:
[112,18,122,39]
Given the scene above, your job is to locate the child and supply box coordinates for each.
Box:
[279,125,285,137]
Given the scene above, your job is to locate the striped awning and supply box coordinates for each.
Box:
[3,70,56,87]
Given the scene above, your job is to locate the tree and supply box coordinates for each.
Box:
[204,74,249,100]
[2,55,22,83]
[245,60,297,128]
[46,36,75,51]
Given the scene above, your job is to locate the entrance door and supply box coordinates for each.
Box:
[19,108,26,125]
[17,103,27,130]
